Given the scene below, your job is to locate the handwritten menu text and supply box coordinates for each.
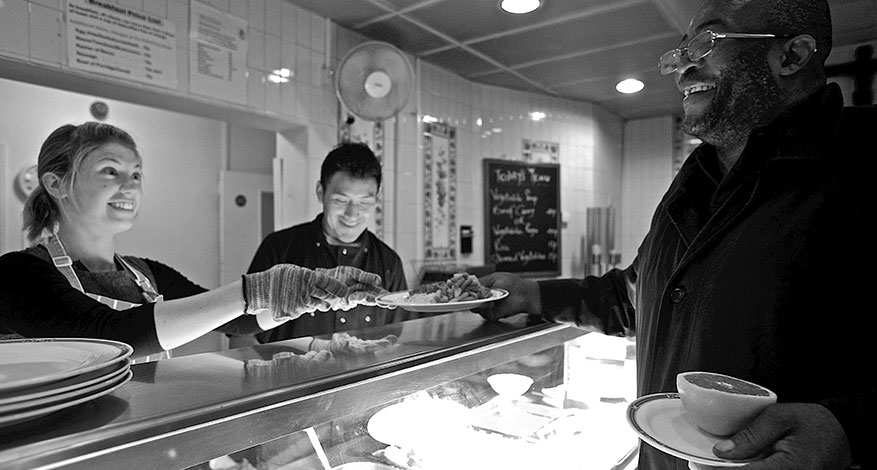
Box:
[483,160,560,276]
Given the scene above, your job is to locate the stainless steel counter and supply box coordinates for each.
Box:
[0,312,585,470]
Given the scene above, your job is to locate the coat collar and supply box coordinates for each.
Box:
[663,84,843,251]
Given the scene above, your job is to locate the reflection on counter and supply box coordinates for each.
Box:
[189,334,638,470]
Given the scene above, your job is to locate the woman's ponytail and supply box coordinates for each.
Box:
[22,185,59,244]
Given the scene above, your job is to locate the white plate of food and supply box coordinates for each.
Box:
[376,288,508,313]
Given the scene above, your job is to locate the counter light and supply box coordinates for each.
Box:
[615,78,644,94]
[500,0,541,14]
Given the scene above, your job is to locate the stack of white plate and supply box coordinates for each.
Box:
[0,338,134,427]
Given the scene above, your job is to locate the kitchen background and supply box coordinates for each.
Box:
[1,0,874,353]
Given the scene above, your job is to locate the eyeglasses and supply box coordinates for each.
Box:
[659,30,794,75]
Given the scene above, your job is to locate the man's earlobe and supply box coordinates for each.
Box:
[779,35,817,76]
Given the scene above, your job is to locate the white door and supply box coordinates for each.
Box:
[220,171,274,284]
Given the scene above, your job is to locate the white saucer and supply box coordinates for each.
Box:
[626,393,750,467]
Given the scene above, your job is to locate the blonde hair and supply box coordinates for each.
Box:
[22,122,139,243]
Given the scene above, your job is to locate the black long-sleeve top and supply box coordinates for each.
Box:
[0,246,260,357]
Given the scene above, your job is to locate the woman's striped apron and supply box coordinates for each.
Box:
[43,234,169,363]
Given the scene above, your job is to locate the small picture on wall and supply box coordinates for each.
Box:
[522,139,559,163]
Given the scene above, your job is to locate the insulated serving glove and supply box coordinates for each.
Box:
[314,266,389,309]
[243,264,350,320]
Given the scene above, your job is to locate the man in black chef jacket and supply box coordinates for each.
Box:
[242,142,415,345]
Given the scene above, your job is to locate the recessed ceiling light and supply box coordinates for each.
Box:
[500,0,541,14]
[529,111,546,121]
[615,78,644,94]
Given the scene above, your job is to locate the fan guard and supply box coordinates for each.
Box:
[335,41,414,121]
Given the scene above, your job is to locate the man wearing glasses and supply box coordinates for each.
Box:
[240,142,412,345]
[476,0,873,468]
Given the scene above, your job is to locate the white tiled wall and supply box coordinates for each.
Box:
[412,62,623,280]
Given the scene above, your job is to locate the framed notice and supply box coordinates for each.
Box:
[483,159,560,277]
[522,139,559,163]
[66,0,178,89]
[189,0,248,105]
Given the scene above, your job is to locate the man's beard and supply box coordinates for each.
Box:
[682,53,786,149]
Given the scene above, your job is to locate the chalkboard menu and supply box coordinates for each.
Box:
[483,159,560,277]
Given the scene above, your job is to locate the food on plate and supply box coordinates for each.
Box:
[676,371,776,436]
[408,273,492,303]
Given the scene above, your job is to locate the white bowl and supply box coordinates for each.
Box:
[677,371,776,436]
[488,373,534,397]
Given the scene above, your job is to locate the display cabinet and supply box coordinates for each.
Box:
[0,312,639,470]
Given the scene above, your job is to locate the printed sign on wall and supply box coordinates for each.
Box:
[67,0,178,89]
[189,0,248,105]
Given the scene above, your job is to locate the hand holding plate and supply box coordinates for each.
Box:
[710,402,852,470]
[471,273,541,321]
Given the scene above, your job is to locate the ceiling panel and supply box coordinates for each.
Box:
[425,48,505,77]
[287,0,876,120]
[408,0,628,44]
[470,3,675,68]
[513,38,677,87]
[357,16,448,52]
[473,72,549,95]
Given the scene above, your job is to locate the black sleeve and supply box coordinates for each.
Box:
[537,263,637,337]
[0,252,164,356]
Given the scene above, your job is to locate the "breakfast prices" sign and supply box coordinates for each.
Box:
[66,0,178,89]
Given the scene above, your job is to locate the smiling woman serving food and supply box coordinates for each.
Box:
[0,122,387,361]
